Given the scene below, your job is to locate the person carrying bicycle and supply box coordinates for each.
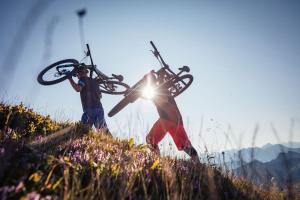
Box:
[67,67,111,136]
[145,71,199,162]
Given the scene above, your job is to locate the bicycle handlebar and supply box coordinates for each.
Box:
[150,41,158,53]
[150,41,169,69]
[86,44,95,78]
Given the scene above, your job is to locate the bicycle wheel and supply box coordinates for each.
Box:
[168,74,193,97]
[108,90,140,117]
[99,80,130,95]
[37,59,79,85]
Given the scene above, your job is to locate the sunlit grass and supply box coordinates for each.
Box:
[0,102,293,199]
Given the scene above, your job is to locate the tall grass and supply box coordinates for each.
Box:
[0,102,296,199]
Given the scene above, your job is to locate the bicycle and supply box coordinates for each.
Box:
[108,41,193,117]
[37,44,129,95]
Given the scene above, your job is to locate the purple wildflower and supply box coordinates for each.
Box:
[0,147,5,156]
[25,191,41,200]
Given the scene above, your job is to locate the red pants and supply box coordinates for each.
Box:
[146,118,192,150]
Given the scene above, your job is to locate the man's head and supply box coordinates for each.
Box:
[76,68,89,78]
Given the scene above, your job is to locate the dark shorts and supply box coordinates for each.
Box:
[81,108,107,129]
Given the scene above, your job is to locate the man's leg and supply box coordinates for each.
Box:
[81,112,93,128]
[94,108,112,137]
[183,145,200,163]
[169,123,200,162]
[146,119,167,155]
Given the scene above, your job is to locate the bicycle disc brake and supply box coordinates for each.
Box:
[170,82,183,95]
[54,69,67,77]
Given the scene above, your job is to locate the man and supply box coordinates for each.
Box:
[68,67,110,135]
[145,71,199,162]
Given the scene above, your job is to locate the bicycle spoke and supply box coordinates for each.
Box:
[180,79,188,86]
[44,71,58,80]
[43,69,64,81]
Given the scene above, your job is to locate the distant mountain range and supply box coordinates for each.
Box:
[262,141,300,149]
[209,142,300,169]
[202,142,300,190]
[234,151,300,189]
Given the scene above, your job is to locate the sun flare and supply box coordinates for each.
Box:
[142,84,155,99]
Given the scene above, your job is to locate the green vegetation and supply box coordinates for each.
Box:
[0,102,68,139]
[0,103,290,199]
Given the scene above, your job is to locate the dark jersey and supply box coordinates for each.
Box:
[78,77,102,111]
[153,87,183,124]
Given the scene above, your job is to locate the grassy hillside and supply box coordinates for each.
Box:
[0,103,289,199]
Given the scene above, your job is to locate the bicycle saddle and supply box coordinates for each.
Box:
[179,66,190,72]
[112,74,124,82]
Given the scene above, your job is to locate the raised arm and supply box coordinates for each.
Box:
[68,76,82,92]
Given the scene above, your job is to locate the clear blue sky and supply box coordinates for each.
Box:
[0,0,300,154]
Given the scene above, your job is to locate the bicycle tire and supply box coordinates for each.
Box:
[168,74,193,97]
[99,80,130,95]
[37,59,79,85]
[108,91,139,117]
